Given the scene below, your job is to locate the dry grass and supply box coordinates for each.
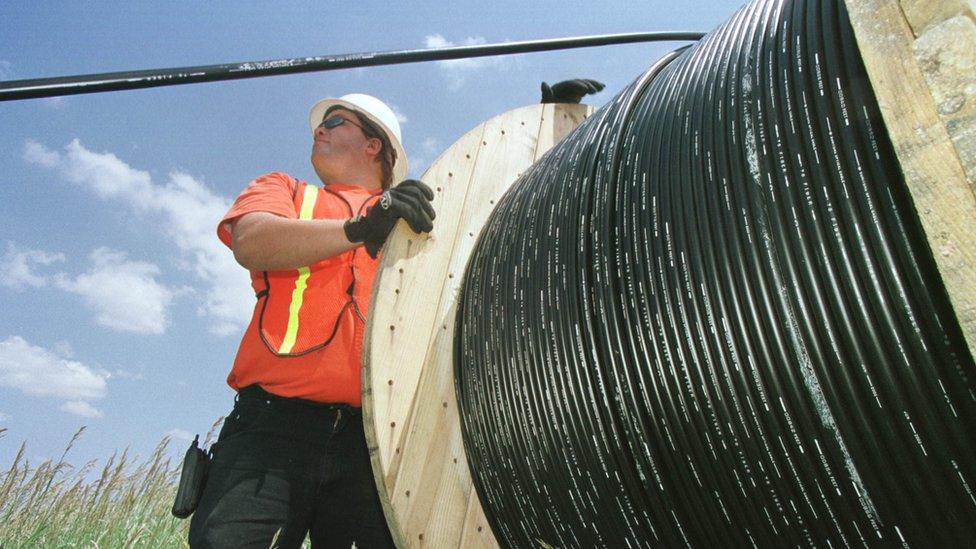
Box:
[0,420,318,548]
[0,425,201,548]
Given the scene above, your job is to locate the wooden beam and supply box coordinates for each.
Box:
[845,0,976,358]
[899,0,975,36]
[362,103,591,548]
[912,14,976,189]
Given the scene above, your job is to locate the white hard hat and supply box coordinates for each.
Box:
[309,93,408,183]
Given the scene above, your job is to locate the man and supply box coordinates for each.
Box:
[189,93,435,548]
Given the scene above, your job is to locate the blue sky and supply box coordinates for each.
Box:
[0,1,744,469]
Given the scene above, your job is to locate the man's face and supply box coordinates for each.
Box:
[310,107,386,186]
[311,108,371,163]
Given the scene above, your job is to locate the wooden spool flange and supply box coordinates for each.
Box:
[362,103,592,548]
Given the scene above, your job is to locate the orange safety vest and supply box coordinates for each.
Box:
[218,173,382,405]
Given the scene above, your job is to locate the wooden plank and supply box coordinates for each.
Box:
[386,106,549,546]
[457,487,495,549]
[362,120,484,479]
[387,298,470,547]
[362,103,591,548]
[845,0,976,359]
[899,0,974,36]
[361,118,485,547]
[912,14,976,189]
[533,102,591,162]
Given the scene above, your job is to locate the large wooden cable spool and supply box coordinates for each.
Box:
[361,103,592,548]
[362,0,976,545]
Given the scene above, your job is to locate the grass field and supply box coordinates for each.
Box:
[0,426,198,548]
[0,422,324,548]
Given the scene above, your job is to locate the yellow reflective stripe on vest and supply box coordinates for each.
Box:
[278,185,319,354]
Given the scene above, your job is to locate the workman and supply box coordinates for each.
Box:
[188,93,435,548]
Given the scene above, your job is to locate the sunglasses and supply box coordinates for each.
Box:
[319,114,367,132]
[319,112,394,160]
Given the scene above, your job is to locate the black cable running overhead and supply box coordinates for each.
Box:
[0,31,703,102]
[454,0,976,546]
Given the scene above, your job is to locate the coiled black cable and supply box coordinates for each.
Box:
[455,0,976,546]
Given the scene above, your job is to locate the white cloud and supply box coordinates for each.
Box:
[424,34,510,89]
[409,137,444,178]
[36,139,155,202]
[424,35,493,70]
[0,335,108,401]
[60,400,103,419]
[55,248,177,335]
[24,140,60,168]
[52,341,74,358]
[389,103,408,125]
[41,96,69,109]
[422,137,441,155]
[24,140,252,336]
[1,242,65,289]
[2,241,178,335]
[0,60,12,80]
[110,368,144,381]
[0,412,10,422]
[166,428,194,443]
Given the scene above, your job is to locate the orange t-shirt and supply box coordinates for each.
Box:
[217,172,382,406]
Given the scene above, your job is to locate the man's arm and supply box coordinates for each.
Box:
[230,179,436,270]
[230,212,358,271]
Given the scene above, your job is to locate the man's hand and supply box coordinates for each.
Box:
[344,179,436,258]
[540,79,605,104]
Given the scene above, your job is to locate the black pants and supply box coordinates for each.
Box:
[188,386,395,549]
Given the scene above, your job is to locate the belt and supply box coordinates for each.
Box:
[236,385,361,429]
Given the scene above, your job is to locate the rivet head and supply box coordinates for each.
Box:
[405,490,410,497]
[388,379,393,386]
[390,422,396,427]
[390,325,395,331]
[442,402,448,408]
[478,526,483,532]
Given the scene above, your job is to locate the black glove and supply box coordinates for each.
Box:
[540,79,605,104]
[343,179,436,258]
